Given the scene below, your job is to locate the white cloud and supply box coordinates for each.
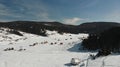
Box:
[0,0,53,21]
[18,0,51,20]
[63,17,83,25]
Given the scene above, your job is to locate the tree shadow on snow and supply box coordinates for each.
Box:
[67,43,81,52]
[67,43,97,53]
[64,63,72,67]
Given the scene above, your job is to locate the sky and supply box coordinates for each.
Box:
[0,0,120,25]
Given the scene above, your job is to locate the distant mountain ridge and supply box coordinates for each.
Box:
[0,21,120,36]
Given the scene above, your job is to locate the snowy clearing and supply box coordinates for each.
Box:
[0,28,119,67]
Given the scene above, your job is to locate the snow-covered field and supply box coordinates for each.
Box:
[0,28,120,67]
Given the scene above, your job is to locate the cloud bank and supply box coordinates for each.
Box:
[63,17,83,25]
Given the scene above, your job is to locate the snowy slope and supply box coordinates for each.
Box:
[0,28,119,67]
[0,28,89,67]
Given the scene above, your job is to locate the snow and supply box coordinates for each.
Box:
[0,28,119,67]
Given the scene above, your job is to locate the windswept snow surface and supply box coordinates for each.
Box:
[0,28,119,67]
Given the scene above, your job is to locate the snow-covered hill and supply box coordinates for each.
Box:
[0,28,119,67]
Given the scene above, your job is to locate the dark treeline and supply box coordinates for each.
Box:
[82,27,120,53]
[78,22,120,34]
[0,21,79,36]
[0,21,120,36]
[8,29,23,36]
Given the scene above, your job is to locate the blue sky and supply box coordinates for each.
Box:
[0,0,120,24]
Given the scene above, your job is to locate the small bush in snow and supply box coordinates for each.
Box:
[50,43,53,45]
[65,39,68,40]
[44,41,48,44]
[4,47,14,51]
[60,42,63,45]
[29,42,38,46]
[41,42,44,44]
[18,48,26,51]
[58,39,60,41]
[54,42,57,44]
